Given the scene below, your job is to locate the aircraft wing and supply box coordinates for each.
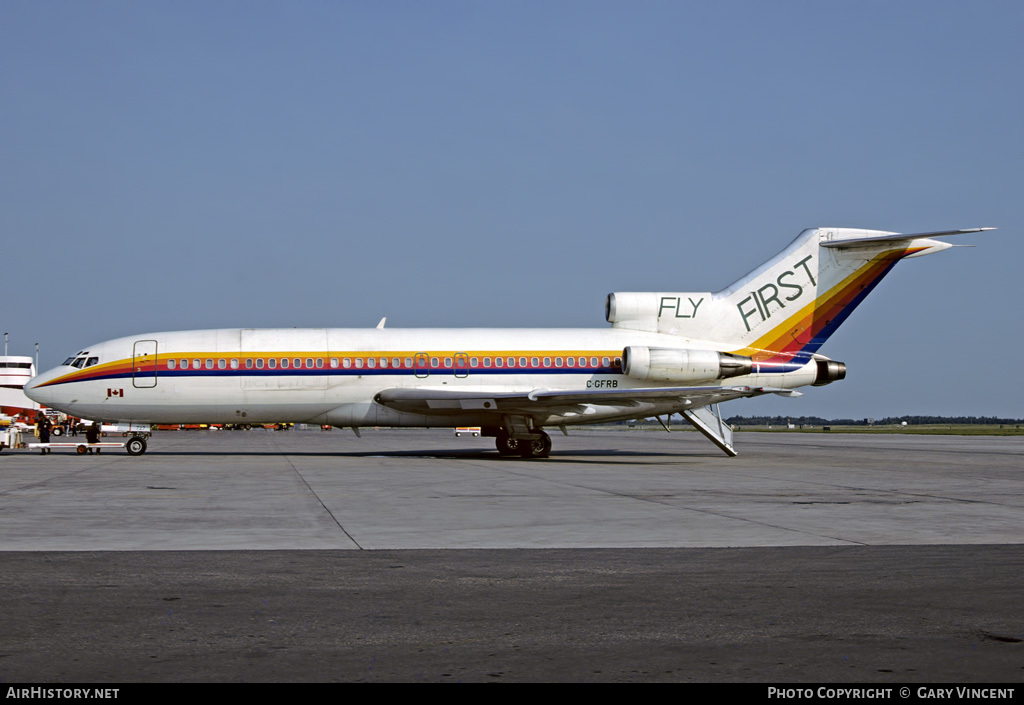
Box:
[374,384,795,416]
[374,384,799,457]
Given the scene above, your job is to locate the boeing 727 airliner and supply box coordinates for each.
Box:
[25,226,993,457]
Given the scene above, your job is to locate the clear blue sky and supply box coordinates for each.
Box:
[2,2,1021,419]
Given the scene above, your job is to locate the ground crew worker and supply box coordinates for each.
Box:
[85,421,100,452]
[36,414,51,454]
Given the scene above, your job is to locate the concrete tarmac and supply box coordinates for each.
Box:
[1,428,1022,682]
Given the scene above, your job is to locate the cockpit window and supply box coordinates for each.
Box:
[62,350,93,366]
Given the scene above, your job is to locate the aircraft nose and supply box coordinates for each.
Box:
[24,371,55,406]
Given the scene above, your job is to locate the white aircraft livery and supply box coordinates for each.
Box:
[26,227,993,458]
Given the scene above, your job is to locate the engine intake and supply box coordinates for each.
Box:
[606,292,714,333]
[622,346,753,384]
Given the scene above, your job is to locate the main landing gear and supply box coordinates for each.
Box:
[495,429,552,459]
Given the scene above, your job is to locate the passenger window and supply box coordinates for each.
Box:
[193,359,201,369]
[507,357,514,367]
[555,357,563,367]
[483,357,492,367]
[205,359,213,370]
[266,359,274,369]
[379,358,388,368]
[367,358,375,369]
[602,357,610,368]
[218,359,226,370]
[305,358,313,368]
[590,357,599,368]
[531,357,539,367]
[567,357,575,368]
[519,357,527,368]
[245,359,254,369]
[316,358,324,369]
[355,358,363,369]
[256,359,264,369]
[330,358,338,369]
[281,358,289,369]
[495,357,503,368]
[392,358,400,368]
[404,357,413,368]
[444,357,452,368]
[294,358,301,368]
[167,360,176,370]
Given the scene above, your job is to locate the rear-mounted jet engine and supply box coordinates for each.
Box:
[622,346,753,384]
[812,359,847,386]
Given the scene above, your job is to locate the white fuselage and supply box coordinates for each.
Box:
[25,327,816,428]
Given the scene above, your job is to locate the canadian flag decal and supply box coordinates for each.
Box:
[107,388,123,398]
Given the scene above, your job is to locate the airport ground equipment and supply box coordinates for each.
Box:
[26,436,147,456]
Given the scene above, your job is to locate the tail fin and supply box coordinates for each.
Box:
[606,227,993,363]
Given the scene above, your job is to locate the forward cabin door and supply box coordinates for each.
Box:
[132,340,158,388]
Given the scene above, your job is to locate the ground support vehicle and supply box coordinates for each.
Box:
[27,436,148,456]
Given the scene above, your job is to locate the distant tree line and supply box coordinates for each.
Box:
[724,415,1024,426]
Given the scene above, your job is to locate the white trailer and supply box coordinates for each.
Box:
[26,437,148,455]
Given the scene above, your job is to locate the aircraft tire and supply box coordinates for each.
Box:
[125,437,147,456]
[77,445,88,454]
[518,431,552,459]
[495,431,519,456]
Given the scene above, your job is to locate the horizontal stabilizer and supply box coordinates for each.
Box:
[821,227,995,248]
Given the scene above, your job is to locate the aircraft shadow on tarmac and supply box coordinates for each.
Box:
[146,448,712,462]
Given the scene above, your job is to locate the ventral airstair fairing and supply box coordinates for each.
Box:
[26,226,993,458]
